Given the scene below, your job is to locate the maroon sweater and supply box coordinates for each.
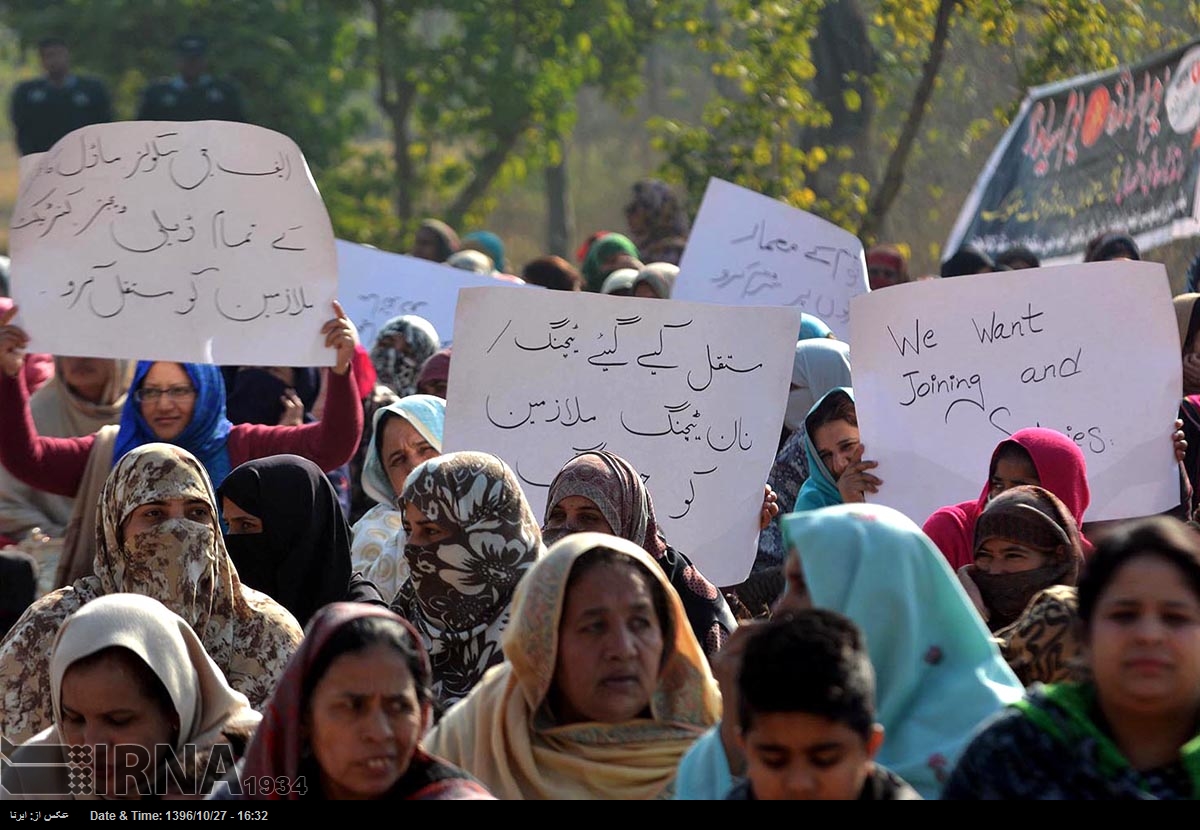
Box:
[0,368,364,497]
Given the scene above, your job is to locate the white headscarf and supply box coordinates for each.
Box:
[48,592,260,754]
[784,338,852,433]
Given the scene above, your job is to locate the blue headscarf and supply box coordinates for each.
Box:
[462,230,507,273]
[792,386,854,513]
[798,313,833,340]
[781,503,1023,798]
[114,362,233,486]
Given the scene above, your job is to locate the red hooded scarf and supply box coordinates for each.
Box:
[923,428,1092,570]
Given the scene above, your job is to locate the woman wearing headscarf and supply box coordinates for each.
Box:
[624,179,690,266]
[798,313,834,340]
[411,219,460,263]
[222,365,321,427]
[1173,294,1200,518]
[791,387,882,513]
[394,451,543,713]
[754,339,852,573]
[540,450,738,660]
[580,232,641,293]
[0,303,363,502]
[1,593,262,800]
[213,603,493,800]
[1083,230,1141,262]
[779,503,1025,799]
[461,230,508,274]
[350,395,445,601]
[944,516,1200,799]
[424,532,722,799]
[631,262,679,300]
[960,485,1084,632]
[416,347,451,399]
[923,428,1093,572]
[369,314,440,399]
[0,444,303,744]
[0,358,132,583]
[216,454,386,628]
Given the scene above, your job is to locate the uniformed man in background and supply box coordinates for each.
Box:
[10,37,113,156]
[136,34,246,123]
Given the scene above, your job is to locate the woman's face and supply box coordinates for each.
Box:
[973,538,1051,574]
[122,497,213,540]
[306,644,430,800]
[59,651,177,800]
[1087,554,1200,718]
[812,420,860,480]
[988,454,1040,500]
[411,228,443,262]
[402,501,454,547]
[139,362,196,442]
[59,357,113,401]
[541,495,615,546]
[380,416,439,498]
[553,561,664,724]
[221,497,263,535]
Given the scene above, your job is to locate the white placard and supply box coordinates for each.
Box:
[850,261,1181,524]
[443,287,801,587]
[674,177,868,340]
[10,121,337,365]
[336,240,523,349]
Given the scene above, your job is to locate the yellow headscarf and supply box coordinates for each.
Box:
[424,532,721,799]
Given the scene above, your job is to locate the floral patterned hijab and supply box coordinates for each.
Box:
[395,451,543,710]
[370,315,441,398]
[0,444,302,744]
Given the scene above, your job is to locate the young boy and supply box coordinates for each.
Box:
[728,609,922,800]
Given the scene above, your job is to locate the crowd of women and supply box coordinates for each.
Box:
[0,183,1199,801]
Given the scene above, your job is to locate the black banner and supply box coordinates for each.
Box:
[946,39,1200,262]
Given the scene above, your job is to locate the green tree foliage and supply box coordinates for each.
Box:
[0,0,369,169]
[653,0,1187,252]
[334,0,664,251]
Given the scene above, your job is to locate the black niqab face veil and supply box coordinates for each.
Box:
[217,454,351,626]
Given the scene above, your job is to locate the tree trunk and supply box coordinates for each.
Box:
[857,0,958,243]
[546,143,574,259]
[802,0,877,204]
[446,125,525,228]
[372,0,415,225]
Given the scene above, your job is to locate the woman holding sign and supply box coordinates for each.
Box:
[790,387,883,513]
[0,302,363,500]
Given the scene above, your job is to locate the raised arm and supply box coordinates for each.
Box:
[0,308,95,496]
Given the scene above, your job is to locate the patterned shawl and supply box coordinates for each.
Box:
[424,532,722,799]
[370,315,441,398]
[0,444,302,743]
[393,451,543,710]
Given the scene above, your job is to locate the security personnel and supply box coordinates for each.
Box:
[136,34,246,122]
[10,37,113,156]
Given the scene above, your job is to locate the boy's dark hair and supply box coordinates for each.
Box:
[736,609,875,740]
[940,244,995,277]
[995,245,1040,270]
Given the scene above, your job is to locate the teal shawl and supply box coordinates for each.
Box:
[781,503,1024,798]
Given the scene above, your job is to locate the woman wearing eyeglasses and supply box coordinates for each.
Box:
[0,302,364,521]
